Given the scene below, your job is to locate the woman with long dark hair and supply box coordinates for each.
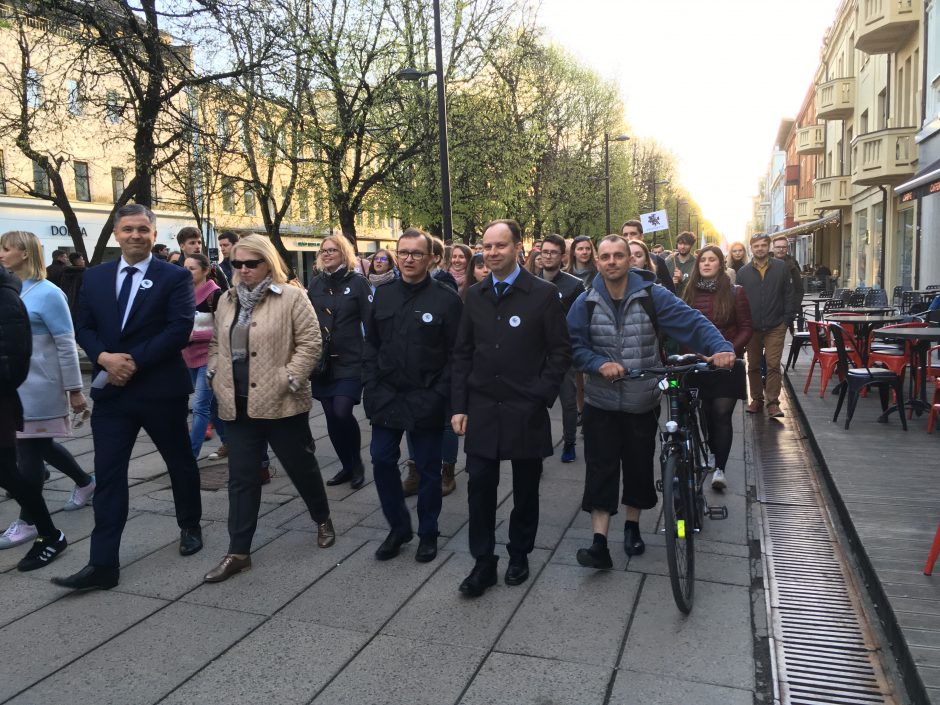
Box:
[565,236,597,290]
[367,248,397,290]
[448,244,472,289]
[459,253,489,300]
[627,239,656,274]
[681,245,752,491]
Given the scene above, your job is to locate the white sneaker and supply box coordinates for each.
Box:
[0,520,38,549]
[710,469,727,491]
[63,476,95,511]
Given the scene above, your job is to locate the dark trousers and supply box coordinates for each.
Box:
[226,400,330,554]
[581,404,659,514]
[17,438,93,524]
[90,395,202,567]
[466,454,542,560]
[372,425,442,538]
[557,367,578,445]
[0,447,57,538]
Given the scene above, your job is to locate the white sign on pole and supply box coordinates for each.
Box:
[640,210,669,234]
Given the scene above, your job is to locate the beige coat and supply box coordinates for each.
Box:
[208,283,322,421]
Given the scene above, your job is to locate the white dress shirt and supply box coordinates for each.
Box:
[115,254,153,329]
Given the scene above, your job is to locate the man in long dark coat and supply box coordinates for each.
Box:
[451,219,572,598]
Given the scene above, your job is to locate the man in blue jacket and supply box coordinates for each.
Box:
[566,234,735,568]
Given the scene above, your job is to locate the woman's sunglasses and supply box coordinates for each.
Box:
[231,258,264,269]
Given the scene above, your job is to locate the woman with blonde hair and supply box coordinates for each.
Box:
[0,231,91,565]
[205,234,333,582]
[306,234,372,489]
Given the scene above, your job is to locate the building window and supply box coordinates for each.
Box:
[106,90,121,124]
[32,160,49,196]
[111,167,125,203]
[215,110,229,141]
[222,178,235,213]
[0,151,6,195]
[244,185,255,216]
[26,69,42,109]
[66,79,83,116]
[74,161,90,201]
[298,189,308,220]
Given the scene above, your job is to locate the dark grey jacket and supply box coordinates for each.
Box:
[736,258,797,331]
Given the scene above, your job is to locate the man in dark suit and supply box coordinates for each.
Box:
[451,219,572,597]
[52,204,203,591]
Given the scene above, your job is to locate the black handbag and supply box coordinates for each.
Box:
[311,326,332,380]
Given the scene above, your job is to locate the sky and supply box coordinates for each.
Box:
[536,0,844,240]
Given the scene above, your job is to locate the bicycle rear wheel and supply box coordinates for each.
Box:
[662,450,696,613]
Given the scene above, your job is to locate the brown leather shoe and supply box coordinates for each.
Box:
[746,400,764,414]
[401,461,419,497]
[767,403,784,418]
[204,554,251,583]
[317,518,335,548]
[441,463,456,496]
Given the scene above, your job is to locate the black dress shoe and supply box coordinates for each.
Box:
[51,564,119,591]
[505,556,529,586]
[576,543,613,570]
[349,464,365,490]
[326,468,351,486]
[375,530,413,561]
[459,557,498,598]
[179,527,203,556]
[414,536,437,563]
[623,522,645,556]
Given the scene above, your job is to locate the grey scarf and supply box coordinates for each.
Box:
[695,278,718,293]
[231,275,273,361]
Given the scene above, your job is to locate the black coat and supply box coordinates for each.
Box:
[363,276,462,431]
[451,267,572,460]
[0,268,32,436]
[651,253,677,293]
[307,268,372,380]
[538,269,585,314]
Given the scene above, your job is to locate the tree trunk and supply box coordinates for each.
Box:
[46,171,88,260]
[338,208,358,250]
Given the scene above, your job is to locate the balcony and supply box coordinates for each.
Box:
[851,127,918,186]
[794,198,816,222]
[814,175,852,209]
[796,125,826,155]
[815,77,855,120]
[856,0,920,54]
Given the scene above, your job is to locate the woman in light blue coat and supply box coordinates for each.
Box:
[0,231,95,550]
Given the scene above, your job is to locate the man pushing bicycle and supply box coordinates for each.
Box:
[566,234,735,569]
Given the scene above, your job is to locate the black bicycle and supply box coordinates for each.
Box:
[628,353,732,613]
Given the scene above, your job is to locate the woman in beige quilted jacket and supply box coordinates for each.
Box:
[204,235,333,583]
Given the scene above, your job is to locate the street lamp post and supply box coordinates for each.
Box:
[675,198,686,243]
[589,133,630,234]
[396,0,452,241]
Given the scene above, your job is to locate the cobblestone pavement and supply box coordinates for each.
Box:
[0,395,769,705]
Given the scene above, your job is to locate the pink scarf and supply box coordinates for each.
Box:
[194,279,220,306]
[448,266,466,288]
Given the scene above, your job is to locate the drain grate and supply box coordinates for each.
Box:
[752,404,898,705]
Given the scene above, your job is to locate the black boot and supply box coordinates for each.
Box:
[623,521,645,556]
[459,557,498,597]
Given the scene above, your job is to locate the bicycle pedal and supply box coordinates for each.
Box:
[707,506,729,520]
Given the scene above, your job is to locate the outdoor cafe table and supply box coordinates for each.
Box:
[823,313,903,363]
[803,294,832,321]
[828,305,897,315]
[871,326,940,416]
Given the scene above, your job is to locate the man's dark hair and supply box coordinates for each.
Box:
[184,252,211,270]
[541,233,566,254]
[218,230,239,245]
[598,234,629,250]
[621,219,643,234]
[67,252,83,265]
[116,203,155,225]
[483,218,522,243]
[51,249,66,259]
[750,233,771,244]
[399,227,434,254]
[676,231,696,246]
[176,226,201,247]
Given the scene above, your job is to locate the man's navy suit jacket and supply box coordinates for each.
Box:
[75,257,195,402]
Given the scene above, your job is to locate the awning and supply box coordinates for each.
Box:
[773,211,841,239]
[895,157,940,201]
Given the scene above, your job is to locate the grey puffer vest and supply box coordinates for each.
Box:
[583,286,662,413]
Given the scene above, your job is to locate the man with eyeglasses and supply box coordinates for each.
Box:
[536,234,584,463]
[362,228,462,563]
[451,219,572,597]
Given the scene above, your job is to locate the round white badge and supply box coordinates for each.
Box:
[558,292,563,299]
[344,287,351,294]
[368,294,374,303]
[509,315,521,328]
[422,312,433,323]
[140,279,153,289]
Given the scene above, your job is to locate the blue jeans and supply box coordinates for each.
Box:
[189,366,225,458]
[372,426,442,538]
[406,426,458,465]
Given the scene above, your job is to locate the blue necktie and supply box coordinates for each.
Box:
[495,281,509,298]
[117,265,139,326]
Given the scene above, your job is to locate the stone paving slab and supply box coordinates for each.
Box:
[609,669,753,705]
[0,572,69,628]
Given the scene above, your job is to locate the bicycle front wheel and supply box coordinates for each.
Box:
[662,450,696,613]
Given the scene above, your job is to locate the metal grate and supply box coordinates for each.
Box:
[753,405,898,705]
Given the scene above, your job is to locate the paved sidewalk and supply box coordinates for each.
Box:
[0,398,768,705]
[785,359,940,704]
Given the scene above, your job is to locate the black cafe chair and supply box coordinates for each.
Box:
[830,324,907,431]
[864,289,888,307]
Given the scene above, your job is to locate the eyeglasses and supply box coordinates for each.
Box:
[539,249,562,257]
[373,256,389,263]
[231,258,264,269]
[319,248,340,256]
[395,250,428,261]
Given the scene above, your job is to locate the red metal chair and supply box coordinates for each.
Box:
[804,322,859,397]
[925,520,940,575]
[867,322,925,379]
[928,377,940,434]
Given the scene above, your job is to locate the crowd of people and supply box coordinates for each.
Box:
[0,207,807,597]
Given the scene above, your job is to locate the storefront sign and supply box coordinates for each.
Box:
[50,225,89,238]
